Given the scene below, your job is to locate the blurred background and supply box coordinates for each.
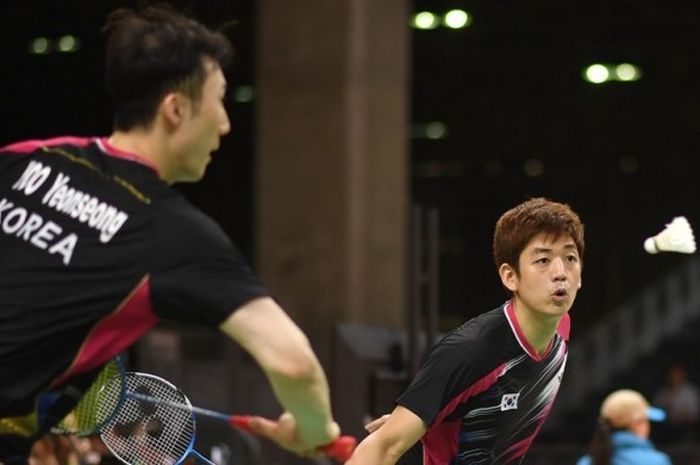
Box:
[3,1,700,464]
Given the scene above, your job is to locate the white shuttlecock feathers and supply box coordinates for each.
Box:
[644,216,696,254]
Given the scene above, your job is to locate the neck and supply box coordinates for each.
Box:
[628,421,650,439]
[511,299,561,355]
[108,130,171,182]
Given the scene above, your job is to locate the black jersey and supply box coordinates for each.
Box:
[0,136,269,416]
[397,302,570,465]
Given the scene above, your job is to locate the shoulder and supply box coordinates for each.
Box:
[615,441,672,465]
[452,306,507,337]
[440,306,511,352]
[0,136,94,154]
[575,455,591,465]
[422,307,513,378]
[645,449,673,465]
[148,195,239,266]
[625,450,672,465]
[158,196,230,243]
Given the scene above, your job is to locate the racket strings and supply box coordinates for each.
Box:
[51,358,123,436]
[98,373,195,464]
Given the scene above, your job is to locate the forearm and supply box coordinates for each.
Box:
[220,298,337,447]
[347,405,426,465]
[265,353,337,446]
[346,433,404,465]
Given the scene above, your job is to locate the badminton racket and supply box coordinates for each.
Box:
[96,371,214,465]
[45,356,126,436]
[0,357,126,439]
[99,371,356,462]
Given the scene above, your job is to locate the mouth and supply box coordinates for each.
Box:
[551,288,569,300]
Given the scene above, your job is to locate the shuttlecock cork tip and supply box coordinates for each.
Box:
[644,216,696,254]
[644,237,659,254]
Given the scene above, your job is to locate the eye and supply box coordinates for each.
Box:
[566,254,579,263]
[535,257,550,265]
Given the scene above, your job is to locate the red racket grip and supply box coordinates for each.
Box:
[230,415,253,431]
[321,435,357,461]
[230,415,356,461]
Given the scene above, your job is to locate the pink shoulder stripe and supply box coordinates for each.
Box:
[421,363,507,465]
[0,136,94,153]
[557,312,571,341]
[50,276,158,387]
[96,137,158,173]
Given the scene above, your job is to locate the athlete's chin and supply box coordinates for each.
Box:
[191,157,212,180]
[547,300,574,315]
[174,165,208,183]
[532,299,572,317]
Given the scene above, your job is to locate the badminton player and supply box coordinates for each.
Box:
[0,5,339,463]
[347,198,584,465]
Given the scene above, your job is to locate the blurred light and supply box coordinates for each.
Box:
[614,63,641,82]
[412,122,449,139]
[29,37,50,55]
[584,64,610,84]
[233,85,255,103]
[412,12,439,30]
[425,121,447,139]
[523,158,545,177]
[619,156,639,174]
[57,35,80,53]
[443,9,470,29]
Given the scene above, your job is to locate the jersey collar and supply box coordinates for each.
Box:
[503,300,555,361]
[97,137,159,174]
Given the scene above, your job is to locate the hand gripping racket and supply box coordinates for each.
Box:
[228,415,355,461]
[99,372,356,462]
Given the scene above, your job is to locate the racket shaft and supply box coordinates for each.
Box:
[129,393,356,460]
[128,392,230,422]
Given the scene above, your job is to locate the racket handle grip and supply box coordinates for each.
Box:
[230,415,252,430]
[229,416,356,461]
[321,435,357,461]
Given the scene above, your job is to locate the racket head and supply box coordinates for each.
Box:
[48,356,126,436]
[96,372,202,465]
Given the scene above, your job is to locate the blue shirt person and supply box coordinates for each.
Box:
[577,389,672,465]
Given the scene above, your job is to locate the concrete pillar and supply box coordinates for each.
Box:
[256,0,410,359]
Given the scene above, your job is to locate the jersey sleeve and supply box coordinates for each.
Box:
[396,329,481,427]
[149,201,270,327]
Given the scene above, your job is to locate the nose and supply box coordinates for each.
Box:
[551,257,566,281]
[220,111,231,136]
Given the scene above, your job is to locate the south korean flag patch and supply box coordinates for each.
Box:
[500,393,520,411]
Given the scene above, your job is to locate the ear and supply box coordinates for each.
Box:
[498,263,518,292]
[160,92,187,127]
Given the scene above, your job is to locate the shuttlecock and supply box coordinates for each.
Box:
[644,216,696,254]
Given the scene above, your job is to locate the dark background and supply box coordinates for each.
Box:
[1,0,699,336]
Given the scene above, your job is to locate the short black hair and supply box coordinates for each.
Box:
[103,4,233,130]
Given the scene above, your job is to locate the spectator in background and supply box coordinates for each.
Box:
[577,389,671,465]
[653,364,700,443]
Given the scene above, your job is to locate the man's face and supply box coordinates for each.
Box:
[505,232,582,317]
[172,61,231,182]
